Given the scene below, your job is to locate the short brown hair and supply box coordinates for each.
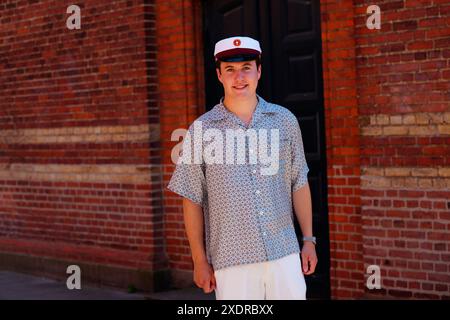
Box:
[216,56,261,72]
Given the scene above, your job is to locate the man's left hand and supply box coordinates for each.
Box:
[301,242,318,275]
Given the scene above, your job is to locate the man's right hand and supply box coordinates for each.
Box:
[193,260,216,293]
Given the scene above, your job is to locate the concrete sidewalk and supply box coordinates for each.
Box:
[0,270,215,300]
[0,270,145,300]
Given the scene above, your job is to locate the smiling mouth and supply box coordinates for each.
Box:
[233,84,248,90]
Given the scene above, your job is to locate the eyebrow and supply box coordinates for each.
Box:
[224,63,253,69]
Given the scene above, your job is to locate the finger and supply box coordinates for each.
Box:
[209,281,216,292]
[306,257,317,274]
[306,256,315,275]
[211,274,217,290]
[302,255,309,273]
[204,280,212,293]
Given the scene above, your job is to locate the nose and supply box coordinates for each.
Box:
[234,69,244,81]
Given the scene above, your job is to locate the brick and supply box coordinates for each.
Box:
[362,176,390,188]
[427,232,450,241]
[429,113,445,124]
[383,126,408,135]
[417,179,433,188]
[433,179,450,189]
[402,114,416,124]
[438,168,450,177]
[444,113,450,123]
[412,168,438,177]
[402,271,427,280]
[361,127,382,136]
[393,20,418,31]
[435,284,448,292]
[415,113,430,124]
[385,168,411,177]
[409,125,438,136]
[376,114,390,125]
[363,167,384,176]
[428,273,450,283]
[390,115,403,125]
[437,125,450,135]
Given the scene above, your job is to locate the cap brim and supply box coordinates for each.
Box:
[220,54,259,62]
[215,48,260,62]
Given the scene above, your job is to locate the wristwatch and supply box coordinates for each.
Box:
[302,236,317,245]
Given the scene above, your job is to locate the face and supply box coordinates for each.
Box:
[216,60,261,99]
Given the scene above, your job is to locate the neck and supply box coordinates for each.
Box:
[223,95,258,117]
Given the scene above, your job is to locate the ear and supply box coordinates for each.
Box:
[257,64,262,80]
[216,68,223,84]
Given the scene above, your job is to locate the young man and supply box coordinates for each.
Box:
[167,36,317,300]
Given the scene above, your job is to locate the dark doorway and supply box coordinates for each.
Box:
[203,0,330,299]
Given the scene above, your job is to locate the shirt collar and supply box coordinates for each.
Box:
[209,94,277,121]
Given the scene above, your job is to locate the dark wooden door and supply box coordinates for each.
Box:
[203,0,330,299]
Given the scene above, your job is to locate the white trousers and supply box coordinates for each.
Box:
[214,253,307,300]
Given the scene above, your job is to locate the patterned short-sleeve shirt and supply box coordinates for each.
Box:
[167,95,309,271]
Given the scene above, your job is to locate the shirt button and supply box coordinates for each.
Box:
[256,190,260,195]
[249,149,254,154]
[259,211,264,216]
[252,169,257,174]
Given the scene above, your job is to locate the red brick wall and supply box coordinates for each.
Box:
[156,0,205,285]
[0,0,168,289]
[354,0,450,299]
[320,0,365,299]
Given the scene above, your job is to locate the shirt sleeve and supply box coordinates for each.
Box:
[290,116,309,192]
[167,123,206,207]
